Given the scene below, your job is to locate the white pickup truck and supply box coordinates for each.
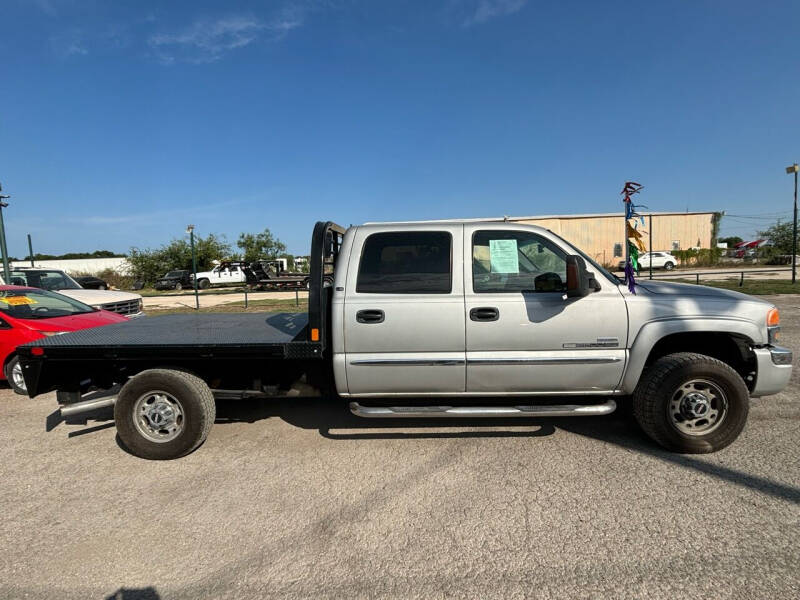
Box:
[19,220,792,460]
[191,262,248,289]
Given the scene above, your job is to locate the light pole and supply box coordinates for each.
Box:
[187,225,199,310]
[0,183,11,283]
[786,164,799,284]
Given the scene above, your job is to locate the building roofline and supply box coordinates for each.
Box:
[363,210,721,226]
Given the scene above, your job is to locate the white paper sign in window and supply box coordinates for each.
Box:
[489,239,519,273]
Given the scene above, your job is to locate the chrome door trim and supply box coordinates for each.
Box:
[349,358,466,366]
[467,356,621,366]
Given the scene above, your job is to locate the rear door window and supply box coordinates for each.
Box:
[356,231,452,293]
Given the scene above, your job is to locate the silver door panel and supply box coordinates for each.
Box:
[466,350,626,392]
[345,352,466,394]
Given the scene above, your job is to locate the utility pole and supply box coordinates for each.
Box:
[786,164,799,284]
[187,225,199,310]
[0,183,11,283]
[649,214,653,280]
[27,234,34,266]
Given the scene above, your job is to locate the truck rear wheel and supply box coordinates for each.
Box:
[115,369,216,460]
[633,352,749,453]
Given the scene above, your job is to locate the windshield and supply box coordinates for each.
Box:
[0,289,96,319]
[165,271,185,277]
[9,270,83,291]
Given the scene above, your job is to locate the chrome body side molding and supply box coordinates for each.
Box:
[466,356,621,366]
[349,358,466,366]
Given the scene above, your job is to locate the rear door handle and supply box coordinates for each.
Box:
[470,307,499,322]
[356,309,385,324]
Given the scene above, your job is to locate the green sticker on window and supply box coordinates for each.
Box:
[489,239,519,273]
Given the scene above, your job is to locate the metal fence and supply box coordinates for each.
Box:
[646,268,793,287]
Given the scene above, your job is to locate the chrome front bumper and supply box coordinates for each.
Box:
[751,345,793,397]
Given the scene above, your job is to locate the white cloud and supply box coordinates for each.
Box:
[463,0,528,26]
[148,10,303,65]
[49,30,89,58]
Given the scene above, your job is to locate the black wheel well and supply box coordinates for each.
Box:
[3,352,16,370]
[645,332,756,389]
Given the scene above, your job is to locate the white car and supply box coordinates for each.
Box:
[619,252,677,271]
[4,268,143,318]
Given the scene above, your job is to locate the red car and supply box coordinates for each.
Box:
[0,285,128,395]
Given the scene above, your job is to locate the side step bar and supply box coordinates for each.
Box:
[349,400,616,419]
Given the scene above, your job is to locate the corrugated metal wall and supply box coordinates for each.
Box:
[514,213,716,266]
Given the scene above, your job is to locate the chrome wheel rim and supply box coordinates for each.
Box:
[11,361,26,392]
[668,379,727,436]
[133,391,184,443]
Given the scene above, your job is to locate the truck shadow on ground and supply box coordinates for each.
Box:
[215,397,557,439]
[51,395,800,505]
[216,396,800,505]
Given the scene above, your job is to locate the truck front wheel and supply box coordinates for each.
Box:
[115,369,216,460]
[633,352,749,453]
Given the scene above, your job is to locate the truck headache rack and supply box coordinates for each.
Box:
[308,221,345,350]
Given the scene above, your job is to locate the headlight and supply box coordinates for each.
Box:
[767,308,780,343]
[138,299,144,312]
[38,331,66,337]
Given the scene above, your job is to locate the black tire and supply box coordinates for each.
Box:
[304,278,311,290]
[98,285,107,290]
[663,261,675,270]
[4,356,27,395]
[633,352,749,453]
[174,282,183,291]
[115,369,216,460]
[198,278,210,290]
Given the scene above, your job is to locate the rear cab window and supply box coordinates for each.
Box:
[356,231,452,294]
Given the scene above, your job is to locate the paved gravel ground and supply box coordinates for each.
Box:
[143,290,307,310]
[1,297,798,600]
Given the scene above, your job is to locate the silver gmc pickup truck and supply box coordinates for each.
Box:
[19,220,793,459]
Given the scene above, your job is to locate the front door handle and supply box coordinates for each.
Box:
[356,309,385,324]
[470,307,499,322]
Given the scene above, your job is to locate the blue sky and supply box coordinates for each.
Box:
[1,0,799,255]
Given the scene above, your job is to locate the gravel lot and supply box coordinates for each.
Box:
[1,297,798,600]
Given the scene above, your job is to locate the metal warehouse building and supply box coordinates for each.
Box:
[490,211,720,267]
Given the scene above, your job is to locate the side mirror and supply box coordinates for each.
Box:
[565,255,597,298]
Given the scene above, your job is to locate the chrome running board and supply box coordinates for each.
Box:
[349,400,616,419]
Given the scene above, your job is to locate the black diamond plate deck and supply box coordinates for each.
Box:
[21,312,310,349]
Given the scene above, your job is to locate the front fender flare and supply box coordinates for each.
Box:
[621,316,760,393]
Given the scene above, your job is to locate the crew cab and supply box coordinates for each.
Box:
[18,221,792,460]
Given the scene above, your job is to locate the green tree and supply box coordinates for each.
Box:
[236,229,286,262]
[758,221,795,254]
[127,234,232,284]
[718,236,743,247]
